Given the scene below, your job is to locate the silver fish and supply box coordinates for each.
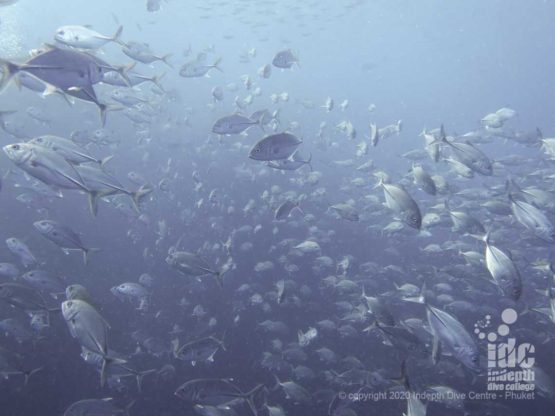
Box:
[378,179,422,229]
[481,233,523,301]
[6,238,37,268]
[61,299,123,387]
[274,200,302,220]
[3,143,89,193]
[509,194,555,242]
[272,49,299,69]
[249,132,302,161]
[33,220,97,265]
[212,114,261,135]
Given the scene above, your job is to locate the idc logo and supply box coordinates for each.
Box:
[475,308,536,393]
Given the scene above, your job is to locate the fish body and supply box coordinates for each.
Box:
[249,132,302,161]
[55,25,123,49]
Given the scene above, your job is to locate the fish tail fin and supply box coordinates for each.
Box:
[101,356,127,388]
[150,72,166,91]
[243,384,266,416]
[88,191,101,216]
[161,54,173,68]
[99,103,123,126]
[214,271,225,288]
[112,25,124,45]
[22,366,43,386]
[396,120,403,134]
[82,248,101,265]
[372,176,384,190]
[362,320,377,333]
[439,124,448,143]
[220,330,227,351]
[388,359,410,390]
[0,59,20,92]
[130,185,152,212]
[171,338,181,358]
[251,113,265,132]
[271,374,281,391]
[100,155,114,167]
[306,153,313,171]
[133,369,156,393]
[468,231,489,244]
[124,400,136,416]
[295,201,305,216]
[213,57,223,72]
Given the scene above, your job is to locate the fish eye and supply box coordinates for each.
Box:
[58,30,65,35]
[12,144,19,150]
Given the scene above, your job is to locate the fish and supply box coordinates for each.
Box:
[173,335,226,365]
[258,63,272,78]
[55,25,124,49]
[19,269,64,295]
[73,164,152,215]
[440,126,493,175]
[66,284,95,306]
[273,376,311,403]
[166,250,223,287]
[180,57,222,78]
[33,220,97,265]
[3,143,89,193]
[272,49,299,69]
[122,41,172,66]
[509,193,555,242]
[61,299,124,387]
[212,114,261,135]
[29,135,111,166]
[329,203,359,221]
[377,179,422,229]
[407,291,481,372]
[249,132,302,161]
[480,232,523,301]
[322,96,334,112]
[175,378,263,413]
[0,46,126,123]
[63,398,129,416]
[274,200,303,220]
[411,164,436,195]
[6,238,37,268]
[146,0,162,12]
[267,150,312,171]
[0,262,20,279]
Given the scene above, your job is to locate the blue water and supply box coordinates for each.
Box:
[0,1,554,415]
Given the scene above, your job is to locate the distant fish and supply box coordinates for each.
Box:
[33,220,98,265]
[179,57,222,78]
[122,41,172,66]
[212,113,261,135]
[146,0,162,12]
[274,200,303,221]
[272,49,299,69]
[55,25,124,49]
[6,237,37,268]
